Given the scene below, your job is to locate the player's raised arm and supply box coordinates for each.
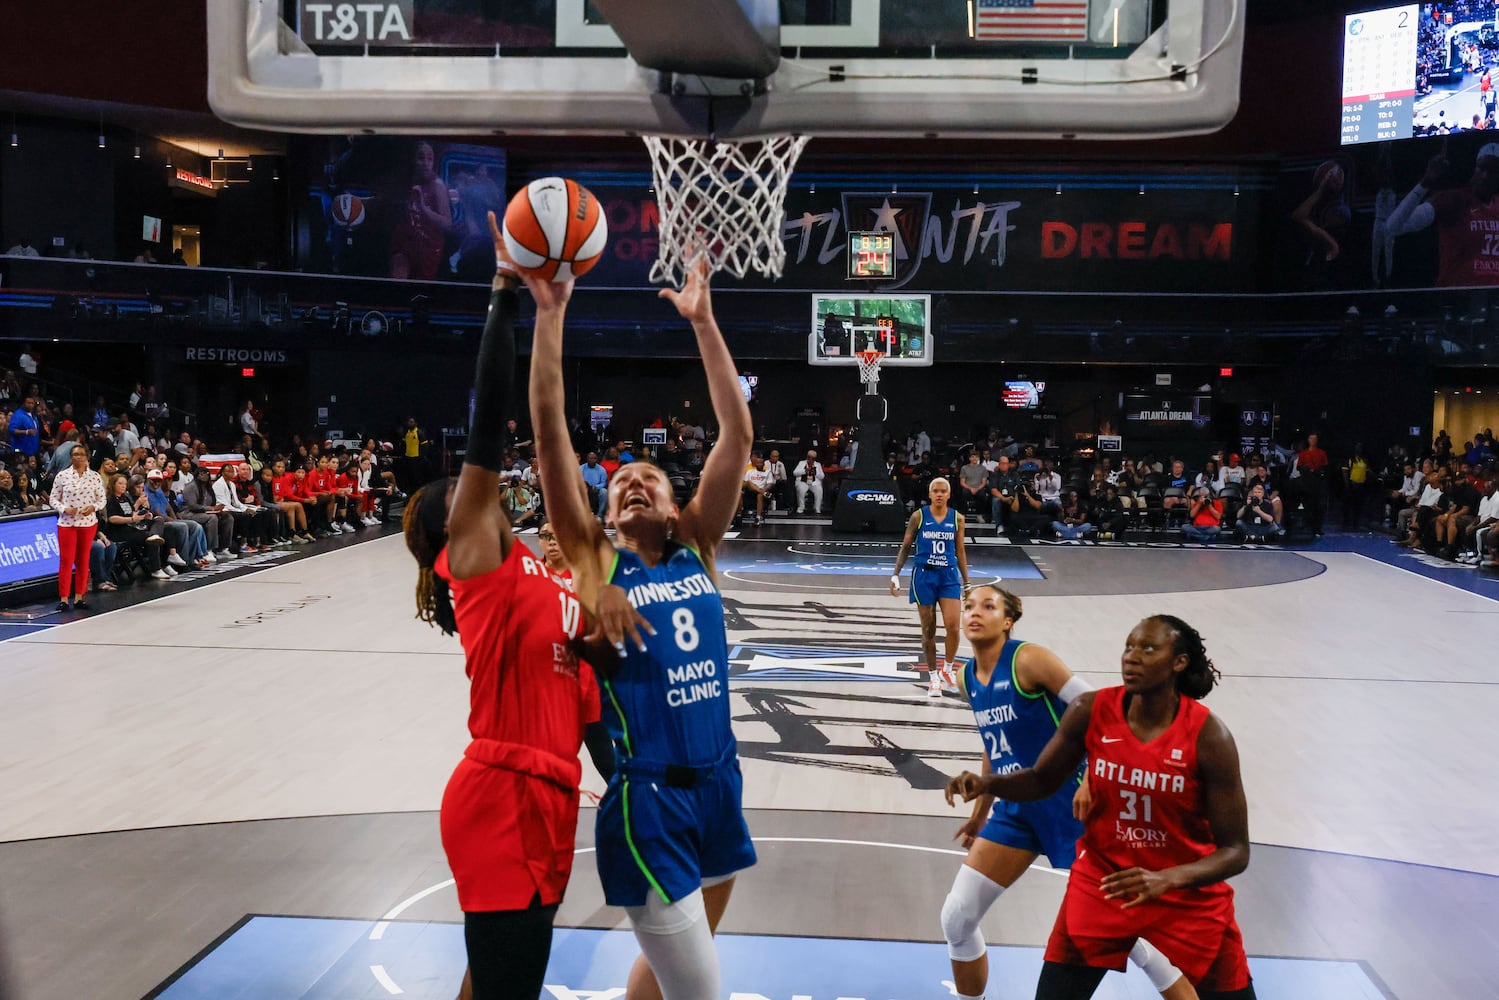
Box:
[947,693,1095,807]
[667,261,754,561]
[442,214,523,580]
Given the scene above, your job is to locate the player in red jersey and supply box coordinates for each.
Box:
[1387,141,1499,286]
[947,615,1254,999]
[403,211,639,1000]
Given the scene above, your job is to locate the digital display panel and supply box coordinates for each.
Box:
[1003,380,1046,409]
[847,231,896,279]
[809,294,932,366]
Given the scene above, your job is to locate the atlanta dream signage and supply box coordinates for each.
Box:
[580,178,1259,293]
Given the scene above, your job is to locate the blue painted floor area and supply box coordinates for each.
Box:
[154,916,1391,1000]
[717,543,1045,580]
[0,621,55,641]
[1318,531,1499,601]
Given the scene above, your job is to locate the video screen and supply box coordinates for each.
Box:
[809,294,933,367]
[1003,381,1046,409]
[1342,4,1499,144]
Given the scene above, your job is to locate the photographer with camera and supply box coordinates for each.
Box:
[1182,485,1225,544]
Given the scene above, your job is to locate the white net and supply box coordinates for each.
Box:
[642,133,810,286]
[856,351,884,390]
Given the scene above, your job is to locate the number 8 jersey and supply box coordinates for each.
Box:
[605,542,736,766]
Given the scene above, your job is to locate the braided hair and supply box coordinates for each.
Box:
[1149,614,1220,700]
[403,477,458,636]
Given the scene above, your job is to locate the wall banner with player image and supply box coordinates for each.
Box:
[571,176,1262,293]
[290,137,506,281]
[1281,117,1499,291]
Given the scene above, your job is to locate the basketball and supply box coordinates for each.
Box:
[502,177,608,281]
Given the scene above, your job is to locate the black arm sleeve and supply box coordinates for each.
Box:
[583,720,616,780]
[463,286,519,473]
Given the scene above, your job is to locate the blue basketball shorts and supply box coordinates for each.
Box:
[979,789,1083,870]
[910,563,963,605]
[595,755,757,907]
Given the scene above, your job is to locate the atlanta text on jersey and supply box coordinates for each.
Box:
[1093,758,1188,794]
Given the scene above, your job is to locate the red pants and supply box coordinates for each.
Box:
[57,524,97,600]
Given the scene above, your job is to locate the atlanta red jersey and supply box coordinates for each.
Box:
[1045,685,1248,990]
[435,540,596,910]
[1433,188,1499,287]
[436,540,591,757]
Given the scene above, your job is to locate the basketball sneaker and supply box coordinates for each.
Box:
[926,666,942,699]
[941,661,962,695]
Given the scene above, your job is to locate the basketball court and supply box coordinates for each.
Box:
[1,523,1496,999]
[3,2,1497,998]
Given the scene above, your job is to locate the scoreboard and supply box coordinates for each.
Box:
[1340,5,1418,145]
[847,231,896,279]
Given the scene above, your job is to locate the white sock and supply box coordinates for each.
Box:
[957,992,984,1000]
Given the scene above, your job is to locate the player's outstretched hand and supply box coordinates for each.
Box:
[945,770,988,807]
[587,583,656,657]
[1100,866,1177,909]
[488,210,572,311]
[953,814,984,850]
[659,256,713,324]
[1071,774,1093,821]
[1420,151,1449,189]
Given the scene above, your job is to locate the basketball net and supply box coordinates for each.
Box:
[856,350,884,395]
[642,134,810,286]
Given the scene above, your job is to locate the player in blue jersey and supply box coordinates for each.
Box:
[529,258,755,1000]
[939,584,1197,1000]
[890,476,969,698]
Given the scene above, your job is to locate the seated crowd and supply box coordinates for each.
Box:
[2,370,411,601]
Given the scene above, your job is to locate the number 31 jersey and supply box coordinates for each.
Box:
[606,542,735,767]
[1076,686,1230,903]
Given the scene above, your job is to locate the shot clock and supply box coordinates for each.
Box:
[847,230,896,279]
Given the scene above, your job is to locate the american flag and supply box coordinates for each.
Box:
[974,0,1091,42]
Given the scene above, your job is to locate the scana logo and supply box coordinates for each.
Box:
[847,490,897,504]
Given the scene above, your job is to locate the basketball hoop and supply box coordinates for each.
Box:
[856,350,884,395]
[642,133,810,286]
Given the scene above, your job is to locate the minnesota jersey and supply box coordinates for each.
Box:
[1075,685,1229,903]
[963,639,1073,783]
[915,505,957,568]
[606,542,734,766]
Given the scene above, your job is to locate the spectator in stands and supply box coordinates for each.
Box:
[8,397,40,459]
[905,422,931,465]
[181,464,230,559]
[213,463,266,554]
[1296,432,1330,537]
[240,401,259,437]
[1437,469,1482,560]
[112,417,141,456]
[1016,446,1041,475]
[1093,483,1127,540]
[141,386,167,425]
[46,430,81,477]
[958,451,989,520]
[6,240,40,258]
[0,467,23,515]
[1457,469,1497,563]
[1221,453,1246,488]
[103,472,169,579]
[1195,459,1225,495]
[88,531,119,593]
[1237,482,1284,540]
[1051,489,1094,541]
[742,450,773,525]
[1399,468,1449,550]
[765,448,789,513]
[579,451,609,518]
[1033,460,1063,519]
[794,448,825,515]
[1162,458,1191,512]
[1183,485,1225,544]
[144,470,209,570]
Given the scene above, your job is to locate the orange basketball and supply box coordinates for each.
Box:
[502,177,608,281]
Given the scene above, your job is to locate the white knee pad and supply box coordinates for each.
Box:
[940,864,1004,962]
[626,889,720,1000]
[1128,937,1184,992]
